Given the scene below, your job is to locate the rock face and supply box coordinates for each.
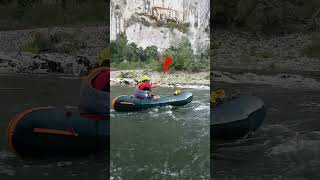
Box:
[110,0,210,54]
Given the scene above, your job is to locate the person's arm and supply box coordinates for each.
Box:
[151,79,162,88]
[151,83,160,88]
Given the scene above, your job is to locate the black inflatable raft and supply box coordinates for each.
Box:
[112,91,193,112]
[7,106,109,157]
[211,96,266,139]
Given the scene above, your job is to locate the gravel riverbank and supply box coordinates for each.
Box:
[111,70,210,89]
[211,29,320,90]
[212,29,320,73]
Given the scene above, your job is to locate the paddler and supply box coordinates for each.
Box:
[79,48,110,116]
[211,89,226,106]
[92,48,110,91]
[134,75,161,99]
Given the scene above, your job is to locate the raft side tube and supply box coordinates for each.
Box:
[211,96,266,140]
[7,107,109,157]
[112,91,193,112]
[7,106,55,155]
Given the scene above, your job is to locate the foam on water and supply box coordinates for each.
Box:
[175,84,210,90]
[194,104,209,111]
[211,81,320,179]
[0,150,16,176]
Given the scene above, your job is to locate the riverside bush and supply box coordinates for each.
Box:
[24,31,84,54]
[24,31,51,54]
[111,33,209,72]
[303,32,320,59]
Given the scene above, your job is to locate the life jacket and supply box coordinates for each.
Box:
[134,83,150,99]
[79,67,109,117]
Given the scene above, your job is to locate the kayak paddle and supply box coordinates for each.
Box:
[163,56,173,74]
[156,56,173,96]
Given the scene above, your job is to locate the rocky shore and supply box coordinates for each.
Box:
[0,51,96,75]
[0,26,108,75]
[212,71,320,90]
[1,27,320,90]
[211,29,320,73]
[211,29,320,90]
[111,70,210,89]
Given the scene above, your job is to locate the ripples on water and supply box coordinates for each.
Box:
[0,150,108,179]
[211,83,320,180]
[111,87,210,180]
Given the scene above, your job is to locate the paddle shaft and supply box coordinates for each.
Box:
[155,53,173,96]
[155,73,164,95]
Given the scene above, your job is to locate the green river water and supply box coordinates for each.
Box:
[110,85,210,180]
[0,75,210,179]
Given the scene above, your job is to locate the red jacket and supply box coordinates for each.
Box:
[92,69,109,91]
[137,83,152,91]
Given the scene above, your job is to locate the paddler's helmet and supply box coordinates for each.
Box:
[216,89,225,97]
[98,48,110,66]
[140,75,150,82]
[211,89,226,105]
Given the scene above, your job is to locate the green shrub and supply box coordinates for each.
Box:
[184,47,210,72]
[147,59,162,72]
[177,23,190,33]
[111,33,208,72]
[303,32,320,59]
[24,31,84,54]
[167,20,178,30]
[170,37,194,71]
[24,32,51,54]
[111,61,145,70]
[259,51,273,58]
[118,71,137,79]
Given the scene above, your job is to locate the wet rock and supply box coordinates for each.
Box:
[212,73,222,78]
[280,74,292,79]
[123,80,131,84]
[76,55,93,70]
[46,60,63,73]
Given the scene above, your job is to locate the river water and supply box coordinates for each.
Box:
[0,74,210,179]
[3,74,317,179]
[110,85,210,180]
[211,82,320,180]
[0,74,107,179]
